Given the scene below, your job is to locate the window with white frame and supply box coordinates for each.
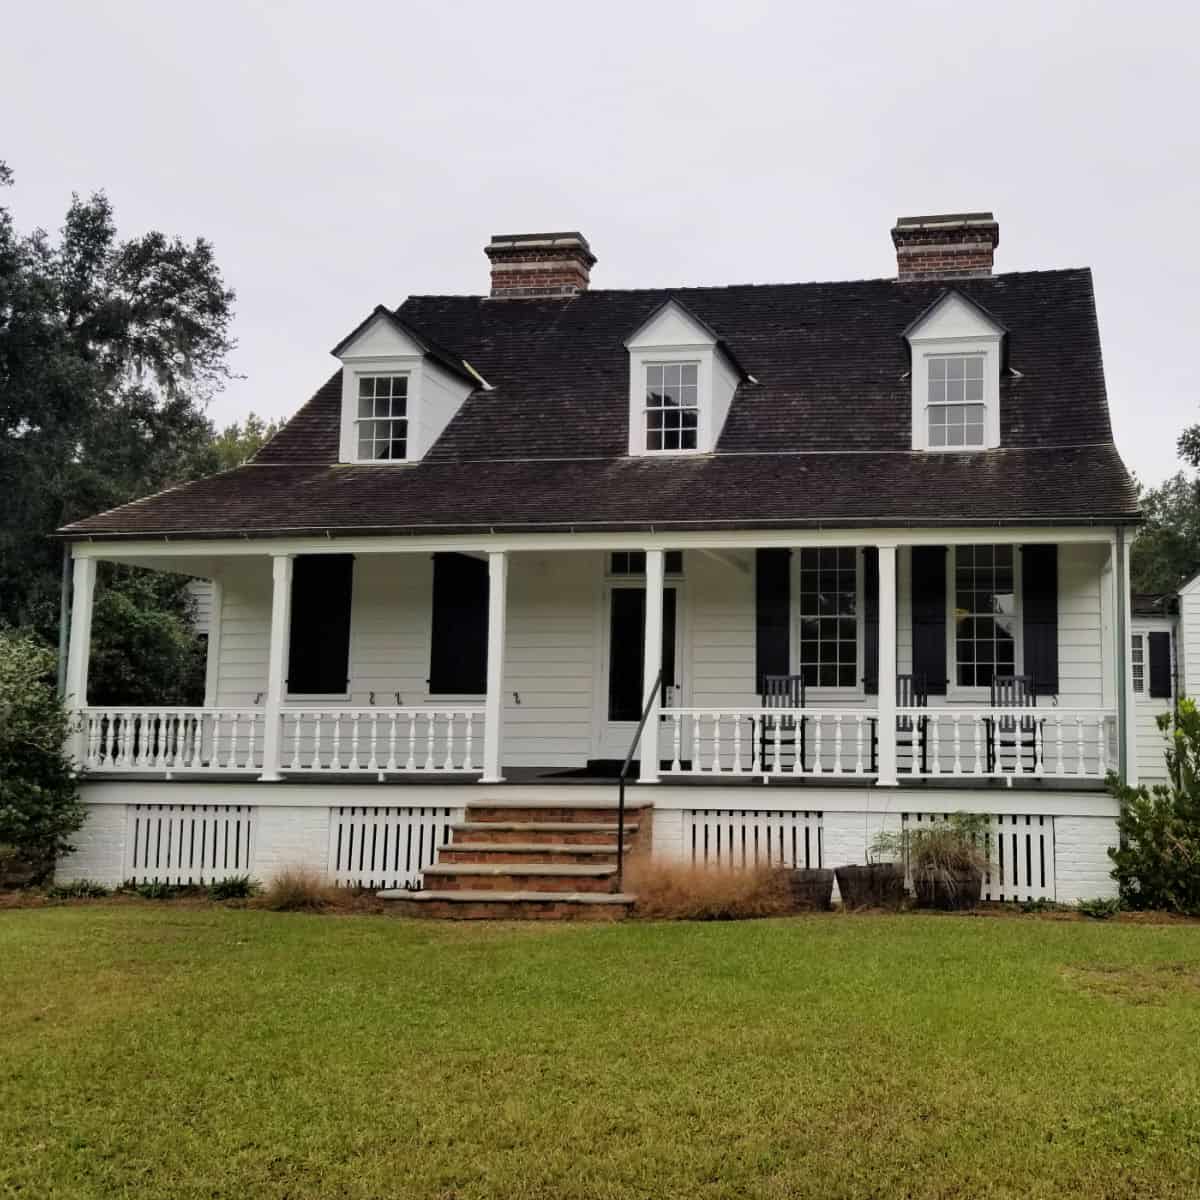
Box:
[609,551,684,576]
[644,363,699,451]
[1131,634,1145,694]
[953,544,1017,688]
[928,356,985,448]
[356,375,408,460]
[798,548,858,688]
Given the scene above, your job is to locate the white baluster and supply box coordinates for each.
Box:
[1034,718,1045,778]
[1055,715,1065,776]
[348,712,360,770]
[930,716,941,776]
[331,713,343,770]
[951,716,962,776]
[730,716,741,775]
[972,717,983,777]
[1075,716,1085,777]
[833,713,843,776]
[1097,714,1108,776]
[230,711,242,769]
[462,712,475,772]
[117,714,131,767]
[424,712,435,771]
[405,713,417,771]
[443,713,456,771]
[772,714,782,776]
[87,713,101,766]
[386,712,399,772]
[811,713,823,776]
[673,713,684,773]
[855,714,865,775]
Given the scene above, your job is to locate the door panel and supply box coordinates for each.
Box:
[607,587,677,722]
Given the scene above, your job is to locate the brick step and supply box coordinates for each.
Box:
[439,843,621,866]
[449,821,636,846]
[423,862,618,894]
[465,801,652,826]
[381,889,635,921]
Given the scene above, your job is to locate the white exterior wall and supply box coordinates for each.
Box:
[688,551,756,709]
[1054,816,1120,902]
[58,803,128,887]
[187,579,214,635]
[1056,543,1106,709]
[1180,578,1200,699]
[1130,617,1177,783]
[252,806,332,880]
[214,558,272,707]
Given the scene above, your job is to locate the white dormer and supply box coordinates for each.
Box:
[624,299,742,457]
[333,306,480,464]
[904,291,1006,452]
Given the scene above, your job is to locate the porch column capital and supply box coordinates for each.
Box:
[480,550,509,783]
[875,544,899,787]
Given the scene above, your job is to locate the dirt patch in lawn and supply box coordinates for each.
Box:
[1062,961,1200,1005]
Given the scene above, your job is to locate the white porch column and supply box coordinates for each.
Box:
[202,577,224,708]
[63,554,97,767]
[1117,528,1138,786]
[259,554,293,782]
[480,550,509,783]
[639,548,665,783]
[875,544,898,787]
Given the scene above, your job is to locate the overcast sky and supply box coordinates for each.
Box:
[4,0,1198,486]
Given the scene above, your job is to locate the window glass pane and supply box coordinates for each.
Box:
[954,545,1017,687]
[947,358,964,381]
[797,549,857,687]
[929,358,946,381]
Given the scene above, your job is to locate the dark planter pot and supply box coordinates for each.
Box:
[835,863,905,910]
[914,868,983,911]
[786,868,835,911]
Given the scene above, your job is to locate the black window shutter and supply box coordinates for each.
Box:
[1021,544,1059,696]
[1148,631,1172,699]
[287,555,354,694]
[911,546,948,695]
[755,549,790,692]
[862,547,879,694]
[429,554,489,694]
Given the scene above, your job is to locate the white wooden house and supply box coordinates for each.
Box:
[56,215,1148,914]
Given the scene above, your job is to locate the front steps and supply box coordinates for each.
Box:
[381,798,653,920]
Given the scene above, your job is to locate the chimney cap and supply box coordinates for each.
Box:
[486,231,596,265]
[892,212,999,246]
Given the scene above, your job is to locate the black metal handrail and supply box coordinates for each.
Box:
[615,669,664,892]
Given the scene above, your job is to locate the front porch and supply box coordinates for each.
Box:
[64,528,1137,791]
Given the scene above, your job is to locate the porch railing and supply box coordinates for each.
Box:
[77,706,485,776]
[278,707,483,774]
[660,708,878,778]
[80,708,264,773]
[898,707,1117,780]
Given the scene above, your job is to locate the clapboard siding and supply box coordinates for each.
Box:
[500,552,596,767]
[1055,543,1104,709]
[689,551,756,709]
[1131,617,1177,783]
[1181,584,1200,699]
[348,554,432,704]
[214,559,272,707]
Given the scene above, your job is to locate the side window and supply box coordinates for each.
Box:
[1130,635,1144,694]
[797,548,858,688]
[288,555,354,695]
[429,554,488,694]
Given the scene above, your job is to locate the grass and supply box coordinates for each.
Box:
[2,907,1199,1199]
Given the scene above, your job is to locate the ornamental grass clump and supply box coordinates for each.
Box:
[628,859,795,920]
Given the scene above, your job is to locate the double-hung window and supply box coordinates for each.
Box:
[953,545,1016,688]
[645,363,699,451]
[1131,635,1145,694]
[797,548,858,688]
[356,375,408,461]
[927,355,985,448]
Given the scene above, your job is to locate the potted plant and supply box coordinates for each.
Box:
[905,813,992,911]
[784,866,835,911]
[835,834,905,910]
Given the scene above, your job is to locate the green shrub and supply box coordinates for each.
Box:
[1077,896,1122,920]
[47,878,110,899]
[0,630,84,883]
[208,875,259,901]
[1020,897,1068,914]
[122,879,179,900]
[1108,698,1200,915]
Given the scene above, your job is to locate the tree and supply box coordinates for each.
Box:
[210,412,280,470]
[0,161,235,636]
[1130,472,1200,594]
[0,630,83,882]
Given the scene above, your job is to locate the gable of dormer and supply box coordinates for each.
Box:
[333,306,480,465]
[624,298,743,457]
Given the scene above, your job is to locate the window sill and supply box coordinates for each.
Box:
[285,693,351,703]
[425,694,486,704]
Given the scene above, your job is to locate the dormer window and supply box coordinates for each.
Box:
[356,374,409,460]
[904,291,1006,453]
[927,355,985,448]
[645,363,699,451]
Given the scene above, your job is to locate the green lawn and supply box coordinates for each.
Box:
[2,906,1199,1199]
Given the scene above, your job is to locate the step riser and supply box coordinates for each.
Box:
[467,807,644,826]
[388,899,630,921]
[432,873,616,894]
[439,849,620,866]
[452,827,628,847]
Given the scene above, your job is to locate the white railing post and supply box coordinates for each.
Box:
[64,554,97,769]
[1116,529,1139,787]
[876,544,898,786]
[480,550,508,783]
[639,549,665,783]
[259,554,293,782]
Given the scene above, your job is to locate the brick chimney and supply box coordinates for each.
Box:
[891,213,1000,281]
[485,232,596,298]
